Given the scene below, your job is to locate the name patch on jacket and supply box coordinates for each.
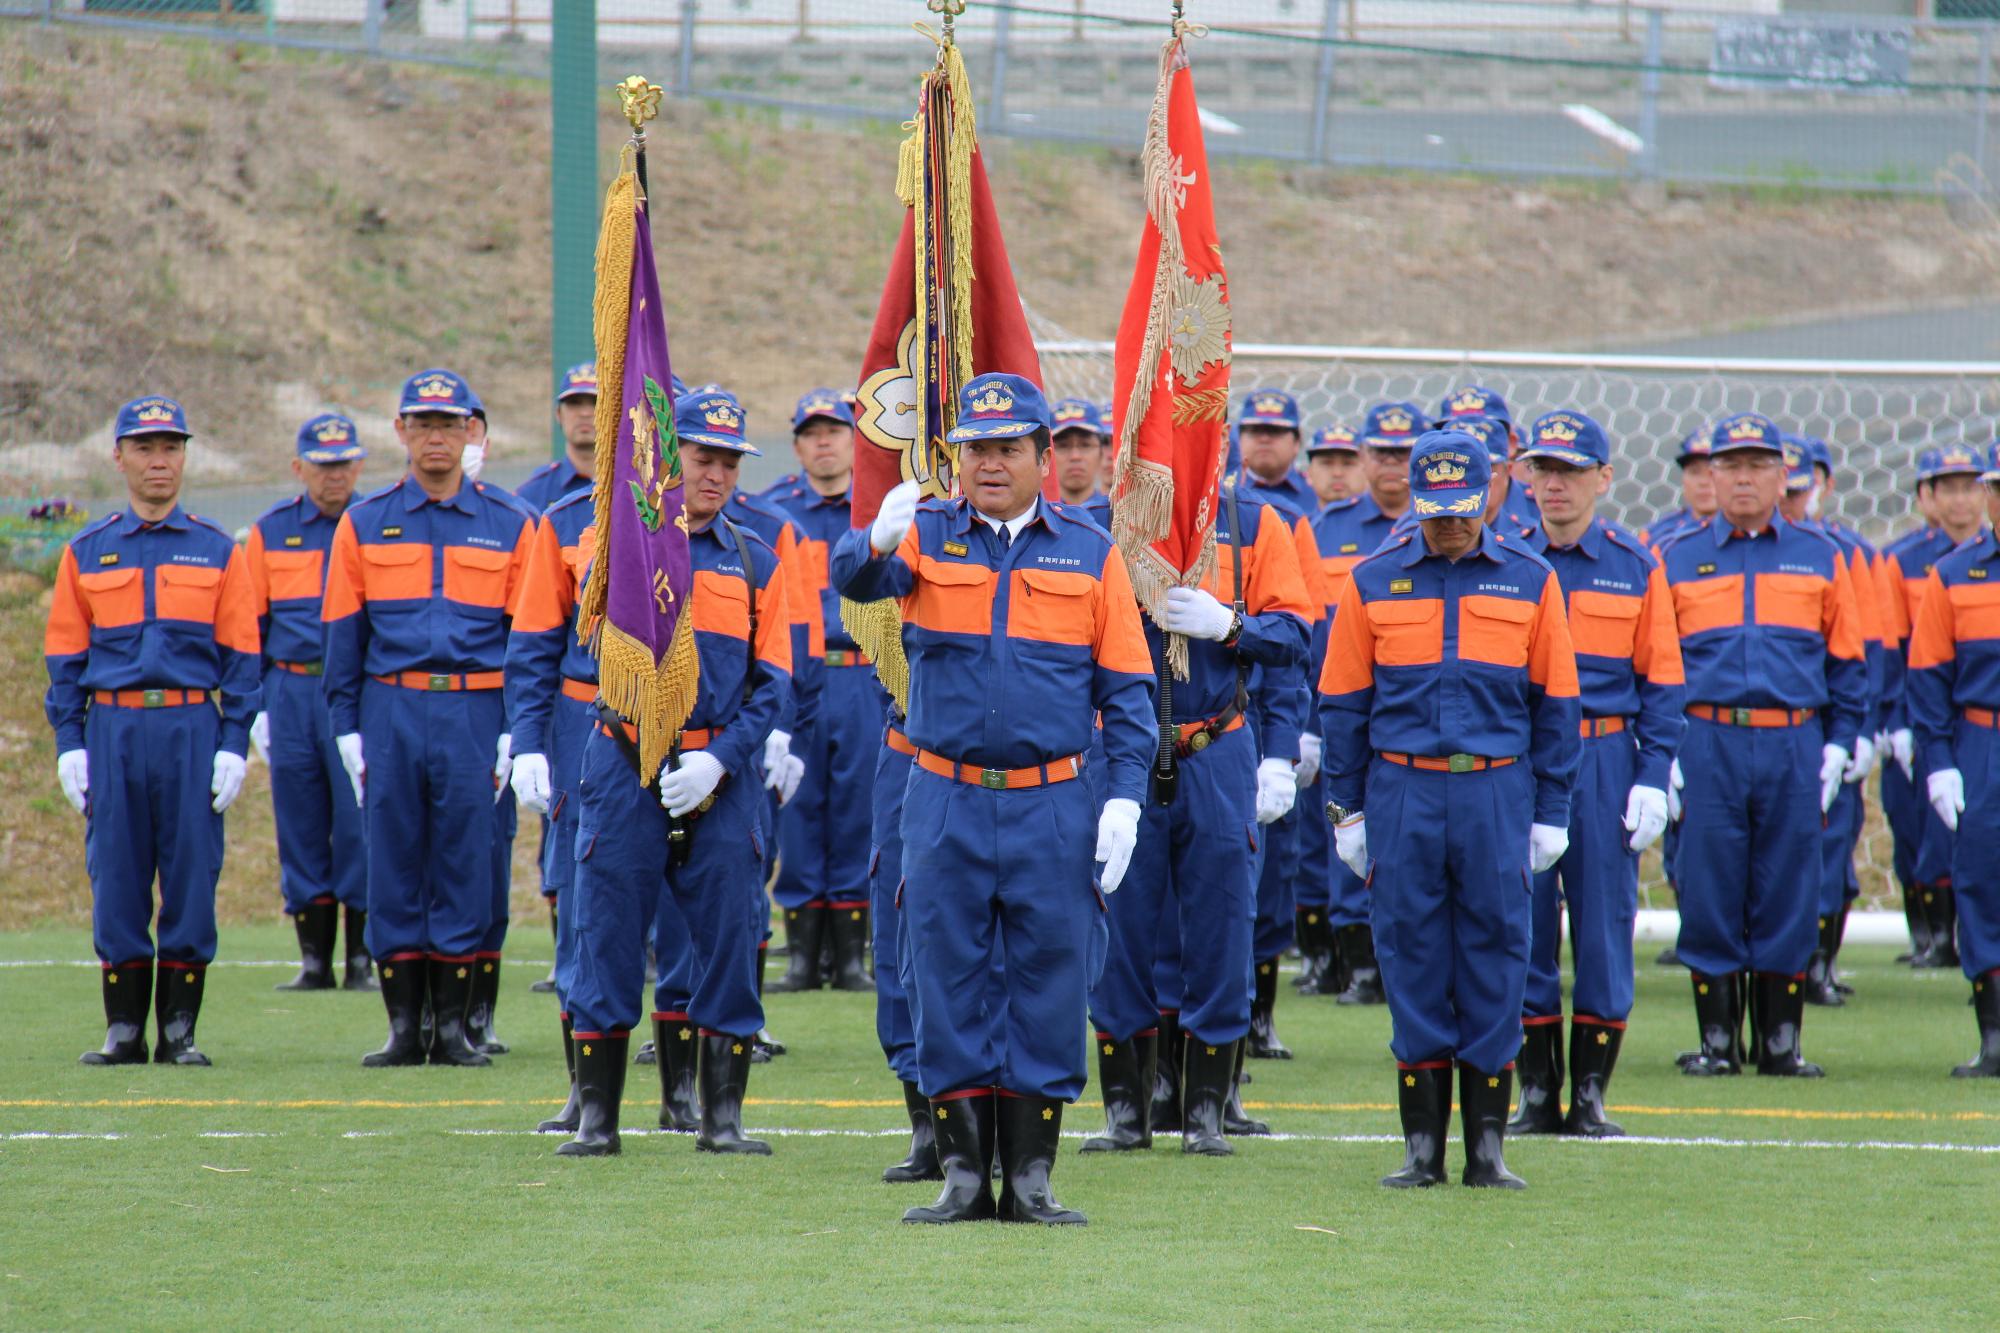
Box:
[1389,579,1413,595]
[96,552,120,566]
[381,526,403,539]
[943,541,968,557]
[284,535,304,547]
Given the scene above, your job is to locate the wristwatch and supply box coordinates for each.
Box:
[1220,609,1244,648]
[1325,800,1361,826]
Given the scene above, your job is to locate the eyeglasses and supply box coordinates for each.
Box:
[1711,453,1780,473]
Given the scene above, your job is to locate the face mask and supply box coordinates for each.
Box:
[462,442,486,480]
[1805,487,1822,519]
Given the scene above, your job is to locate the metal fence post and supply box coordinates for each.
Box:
[1977,24,1994,196]
[1636,6,1663,184]
[364,0,384,57]
[990,1,1014,137]
[550,0,599,456]
[1310,0,1340,164]
[678,0,697,97]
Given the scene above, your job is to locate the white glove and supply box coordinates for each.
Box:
[209,750,247,813]
[659,750,726,817]
[777,754,805,806]
[1334,814,1368,879]
[762,730,793,792]
[493,733,514,803]
[1094,797,1141,893]
[336,732,366,808]
[510,752,552,814]
[1622,785,1669,853]
[57,748,89,815]
[1667,758,1684,823]
[870,479,921,554]
[1819,745,1849,814]
[1843,734,1876,784]
[1254,756,1296,824]
[1887,728,1915,781]
[1295,733,1322,787]
[248,711,271,765]
[1159,586,1236,642]
[1928,767,1965,832]
[1529,822,1570,874]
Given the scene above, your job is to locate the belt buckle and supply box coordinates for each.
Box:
[1188,730,1211,753]
[1731,707,1751,727]
[979,767,1006,790]
[427,673,451,692]
[1447,753,1476,774]
[142,688,165,708]
[304,662,323,677]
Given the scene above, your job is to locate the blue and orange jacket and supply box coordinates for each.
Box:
[1657,514,1868,753]
[246,494,345,669]
[1518,517,1686,791]
[761,478,860,652]
[1307,492,1402,682]
[1881,524,1982,733]
[515,456,591,514]
[1812,519,1886,729]
[1317,525,1581,825]
[1233,467,1319,522]
[831,497,1157,805]
[1643,506,1706,551]
[503,488,597,758]
[1054,492,1111,534]
[1907,529,2000,774]
[44,505,263,754]
[726,487,821,734]
[320,477,536,736]
[1223,482,1322,762]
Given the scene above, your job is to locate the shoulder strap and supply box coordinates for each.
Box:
[722,518,758,706]
[1225,483,1248,714]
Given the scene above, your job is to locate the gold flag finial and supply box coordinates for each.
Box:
[927,0,966,46]
[616,75,663,134]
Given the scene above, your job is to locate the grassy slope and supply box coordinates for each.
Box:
[0,934,1994,1328]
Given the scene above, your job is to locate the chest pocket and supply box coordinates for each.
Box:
[561,541,591,589]
[1566,589,1641,659]
[692,569,751,641]
[360,543,429,601]
[910,557,995,638]
[444,545,511,609]
[1012,568,1095,647]
[1458,594,1536,668]
[1365,596,1442,667]
[155,564,223,624]
[263,549,323,602]
[1754,572,1824,635]
[77,566,144,629]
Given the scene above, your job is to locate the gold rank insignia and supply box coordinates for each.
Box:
[970,384,1014,416]
[1447,389,1487,416]
[283,535,303,547]
[1339,543,1358,554]
[1972,569,1988,580]
[382,526,403,538]
[943,541,968,557]
[1378,407,1415,435]
[1389,579,1413,594]
[1696,563,1716,576]
[97,552,119,565]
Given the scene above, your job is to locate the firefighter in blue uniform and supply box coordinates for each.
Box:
[557,390,794,1158]
[46,395,262,1066]
[247,412,374,993]
[1907,439,2000,1077]
[1659,413,1868,1079]
[1643,428,1717,549]
[322,368,535,1069]
[833,372,1155,1225]
[1507,411,1683,1138]
[516,362,600,513]
[1320,429,1581,1188]
[1879,449,1944,963]
[1050,397,1111,527]
[1304,422,1366,509]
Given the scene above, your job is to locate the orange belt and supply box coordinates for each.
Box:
[92,689,209,708]
[1378,751,1517,774]
[560,678,597,703]
[273,660,322,677]
[824,648,872,668]
[1687,704,1816,728]
[915,748,1083,790]
[372,670,504,692]
[885,726,916,757]
[1965,707,2000,729]
[1581,716,1628,739]
[596,720,714,750]
[1175,712,1245,757]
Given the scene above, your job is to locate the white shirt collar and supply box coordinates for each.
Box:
[974,503,1036,543]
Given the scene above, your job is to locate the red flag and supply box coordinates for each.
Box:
[1111,35,1232,679]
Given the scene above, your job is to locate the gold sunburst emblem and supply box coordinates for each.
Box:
[1167,270,1231,389]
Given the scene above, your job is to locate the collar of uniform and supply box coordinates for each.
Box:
[687,517,728,549]
[119,503,189,534]
[402,476,475,515]
[1526,517,1603,559]
[803,485,852,510]
[298,497,339,526]
[1712,511,1783,546]
[1397,523,1505,567]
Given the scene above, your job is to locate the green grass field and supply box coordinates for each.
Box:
[2,926,1994,1328]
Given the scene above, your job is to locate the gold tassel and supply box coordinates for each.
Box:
[578,166,637,634]
[841,595,909,715]
[941,44,977,395]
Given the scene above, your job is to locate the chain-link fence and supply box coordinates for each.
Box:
[19,0,2000,194]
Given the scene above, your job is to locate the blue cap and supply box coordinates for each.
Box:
[1409,430,1491,520]
[1674,426,1712,465]
[675,390,760,456]
[1520,410,1610,468]
[792,388,856,432]
[1915,447,1943,485]
[296,412,366,464]
[399,368,477,418]
[945,373,1051,444]
[1983,443,2000,485]
[1307,423,1359,455]
[1437,385,1513,433]
[1238,390,1301,432]
[1710,412,1783,455]
[1361,401,1425,448]
[1781,435,1815,493]
[1451,415,1511,464]
[1927,442,1985,481]
[1051,398,1107,438]
[1804,435,1834,474]
[556,362,599,402]
[113,395,190,441]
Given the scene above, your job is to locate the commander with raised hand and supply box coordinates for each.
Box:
[833,372,1155,1228]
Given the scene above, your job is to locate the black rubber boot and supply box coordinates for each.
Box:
[1898,880,1931,965]
[1223,1038,1271,1136]
[531,899,558,993]
[1803,910,1844,1007]
[1953,971,2000,1078]
[1751,972,1824,1077]
[341,906,377,992]
[556,1030,627,1157]
[828,902,875,993]
[1180,1035,1236,1156]
[1506,1018,1565,1134]
[81,961,151,1066]
[1928,887,1961,969]
[696,1032,770,1154]
[1150,1011,1185,1135]
[1678,971,1744,1076]
[537,1012,581,1133]
[997,1095,1085,1225]
[1081,1031,1155,1152]
[1334,924,1385,1005]
[634,1040,657,1066]
[1381,1065,1450,1188]
[904,1092,997,1223]
[426,958,492,1068]
[753,945,785,1063]
[1247,957,1292,1059]
[1290,909,1320,993]
[1829,904,1855,996]
[1655,946,1683,967]
[768,903,826,993]
[465,955,508,1055]
[277,900,338,991]
[362,956,428,1067]
[655,1014,700,1133]
[1460,1064,1526,1189]
[1563,1018,1626,1138]
[153,963,211,1066]
[885,1079,943,1181]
